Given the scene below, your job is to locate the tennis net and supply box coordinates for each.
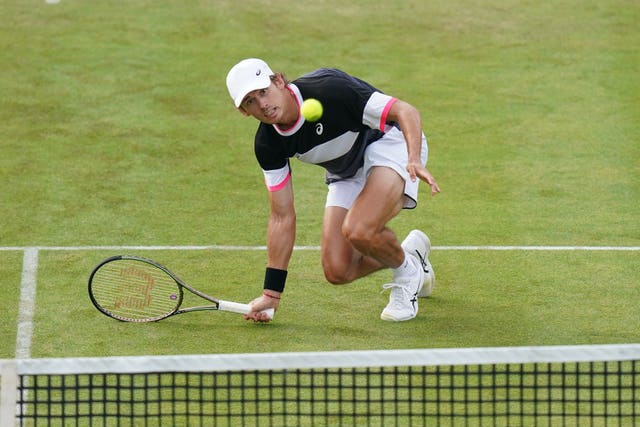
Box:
[1,344,638,426]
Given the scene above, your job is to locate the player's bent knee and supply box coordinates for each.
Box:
[321,261,352,285]
[322,266,350,285]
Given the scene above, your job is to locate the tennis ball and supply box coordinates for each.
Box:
[300,98,323,122]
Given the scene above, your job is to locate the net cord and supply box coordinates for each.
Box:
[2,344,639,376]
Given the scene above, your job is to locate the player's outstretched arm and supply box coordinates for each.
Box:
[244,179,295,322]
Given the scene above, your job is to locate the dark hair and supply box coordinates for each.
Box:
[270,73,290,85]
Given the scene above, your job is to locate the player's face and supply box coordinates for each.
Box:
[239,77,297,126]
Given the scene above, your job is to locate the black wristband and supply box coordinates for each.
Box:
[263,267,287,293]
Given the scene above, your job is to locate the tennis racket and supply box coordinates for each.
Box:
[88,255,274,322]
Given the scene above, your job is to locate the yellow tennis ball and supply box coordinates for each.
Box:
[300,98,323,122]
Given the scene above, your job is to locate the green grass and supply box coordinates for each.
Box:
[1,0,639,359]
[23,249,639,358]
[0,253,23,358]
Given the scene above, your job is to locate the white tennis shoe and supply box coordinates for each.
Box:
[380,255,424,321]
[401,230,435,298]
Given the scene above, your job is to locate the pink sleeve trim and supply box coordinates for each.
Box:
[266,172,291,192]
[379,97,398,131]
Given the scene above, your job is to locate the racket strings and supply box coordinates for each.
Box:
[91,260,181,321]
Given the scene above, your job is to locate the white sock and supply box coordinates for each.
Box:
[392,251,418,281]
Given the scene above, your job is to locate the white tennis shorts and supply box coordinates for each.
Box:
[325,127,428,210]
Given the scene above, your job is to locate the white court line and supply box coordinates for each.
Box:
[15,248,38,359]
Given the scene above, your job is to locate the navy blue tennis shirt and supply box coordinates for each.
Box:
[254,68,399,190]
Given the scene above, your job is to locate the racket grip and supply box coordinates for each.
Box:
[218,300,275,320]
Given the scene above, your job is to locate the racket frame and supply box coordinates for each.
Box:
[88,255,267,322]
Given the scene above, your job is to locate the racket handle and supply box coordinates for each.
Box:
[218,300,275,320]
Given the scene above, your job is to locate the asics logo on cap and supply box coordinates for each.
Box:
[256,69,262,76]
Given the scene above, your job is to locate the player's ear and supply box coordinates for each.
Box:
[272,73,287,88]
[237,106,251,116]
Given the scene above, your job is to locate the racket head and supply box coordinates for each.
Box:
[88,255,184,322]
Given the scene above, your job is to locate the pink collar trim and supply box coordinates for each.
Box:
[273,84,304,136]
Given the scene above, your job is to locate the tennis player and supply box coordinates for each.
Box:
[226,58,440,322]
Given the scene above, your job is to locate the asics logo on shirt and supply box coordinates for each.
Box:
[315,123,323,135]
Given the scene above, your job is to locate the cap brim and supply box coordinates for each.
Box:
[234,78,272,108]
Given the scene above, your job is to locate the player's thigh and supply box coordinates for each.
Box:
[345,167,405,235]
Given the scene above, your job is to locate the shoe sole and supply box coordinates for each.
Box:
[418,260,435,298]
[380,312,417,321]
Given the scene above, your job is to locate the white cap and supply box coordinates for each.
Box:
[226,58,274,107]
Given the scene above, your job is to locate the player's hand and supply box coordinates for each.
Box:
[243,291,281,323]
[406,162,441,196]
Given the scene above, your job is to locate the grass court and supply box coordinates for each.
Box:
[1,0,638,359]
